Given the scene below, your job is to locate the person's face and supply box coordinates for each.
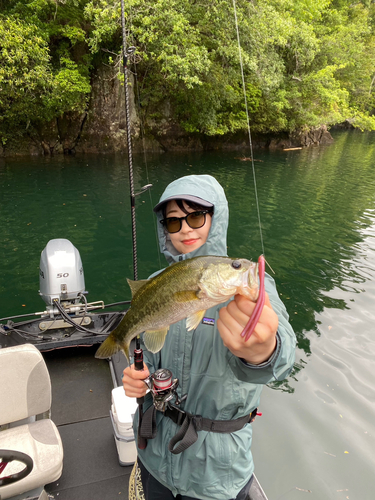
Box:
[164,200,212,255]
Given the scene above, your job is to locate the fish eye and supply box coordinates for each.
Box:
[232,260,241,269]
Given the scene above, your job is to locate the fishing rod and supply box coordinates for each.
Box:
[120,0,137,282]
[119,1,153,290]
[117,0,267,456]
[120,0,148,450]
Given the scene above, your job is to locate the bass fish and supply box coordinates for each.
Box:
[95,255,259,362]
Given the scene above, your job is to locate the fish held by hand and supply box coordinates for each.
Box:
[95,255,259,363]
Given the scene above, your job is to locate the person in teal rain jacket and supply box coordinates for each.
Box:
[123,174,296,500]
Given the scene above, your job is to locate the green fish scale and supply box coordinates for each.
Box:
[111,255,255,354]
[115,258,207,346]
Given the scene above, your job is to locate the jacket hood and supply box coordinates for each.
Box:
[155,174,228,264]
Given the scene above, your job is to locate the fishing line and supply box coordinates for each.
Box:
[232,0,265,259]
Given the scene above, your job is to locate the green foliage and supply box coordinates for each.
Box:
[0,16,53,139]
[0,1,91,143]
[89,0,375,134]
[3,0,375,144]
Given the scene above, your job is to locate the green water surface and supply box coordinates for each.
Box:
[1,130,375,499]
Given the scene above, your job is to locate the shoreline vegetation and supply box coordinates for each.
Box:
[1,0,375,157]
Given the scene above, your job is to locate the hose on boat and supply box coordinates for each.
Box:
[52,299,123,336]
[0,301,127,345]
[0,300,131,323]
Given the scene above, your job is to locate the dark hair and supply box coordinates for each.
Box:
[162,199,214,218]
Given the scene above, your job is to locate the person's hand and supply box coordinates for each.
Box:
[218,293,278,364]
[122,363,150,398]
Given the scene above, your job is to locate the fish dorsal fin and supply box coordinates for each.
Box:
[143,328,169,353]
[127,278,149,297]
[174,290,199,303]
[186,310,206,331]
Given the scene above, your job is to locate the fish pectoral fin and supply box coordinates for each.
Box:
[143,328,169,353]
[174,290,199,303]
[186,310,206,331]
[127,278,149,297]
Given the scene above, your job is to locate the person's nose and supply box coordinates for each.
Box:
[180,218,193,233]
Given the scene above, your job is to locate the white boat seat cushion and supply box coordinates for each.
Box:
[0,419,63,499]
[0,344,51,425]
[0,344,63,500]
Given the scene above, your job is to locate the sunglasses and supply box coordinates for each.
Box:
[160,210,212,234]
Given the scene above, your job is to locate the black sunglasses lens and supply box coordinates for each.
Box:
[165,218,181,233]
[186,212,206,229]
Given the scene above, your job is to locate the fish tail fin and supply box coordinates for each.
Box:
[95,333,121,360]
[95,332,132,364]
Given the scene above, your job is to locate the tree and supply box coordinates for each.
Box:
[3,0,375,147]
[0,1,91,144]
[86,0,375,135]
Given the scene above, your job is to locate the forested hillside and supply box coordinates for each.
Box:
[1,0,375,152]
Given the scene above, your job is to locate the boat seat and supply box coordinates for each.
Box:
[0,344,63,500]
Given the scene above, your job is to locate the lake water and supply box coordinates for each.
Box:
[1,130,375,499]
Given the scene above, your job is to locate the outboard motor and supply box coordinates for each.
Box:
[39,239,86,307]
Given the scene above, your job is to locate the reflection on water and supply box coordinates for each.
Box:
[1,130,375,498]
[253,216,375,499]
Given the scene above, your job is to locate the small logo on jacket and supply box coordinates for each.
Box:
[202,317,215,326]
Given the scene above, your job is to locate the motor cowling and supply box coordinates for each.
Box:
[39,239,86,305]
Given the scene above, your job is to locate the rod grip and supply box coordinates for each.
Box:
[134,344,147,449]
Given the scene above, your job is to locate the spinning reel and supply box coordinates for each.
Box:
[143,368,186,412]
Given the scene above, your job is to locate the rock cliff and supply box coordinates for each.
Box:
[0,66,333,157]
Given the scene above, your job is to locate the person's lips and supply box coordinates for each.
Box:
[182,239,199,245]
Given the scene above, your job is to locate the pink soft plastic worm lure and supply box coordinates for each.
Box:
[241,255,265,341]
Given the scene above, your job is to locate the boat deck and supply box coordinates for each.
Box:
[44,345,133,499]
[42,345,267,500]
